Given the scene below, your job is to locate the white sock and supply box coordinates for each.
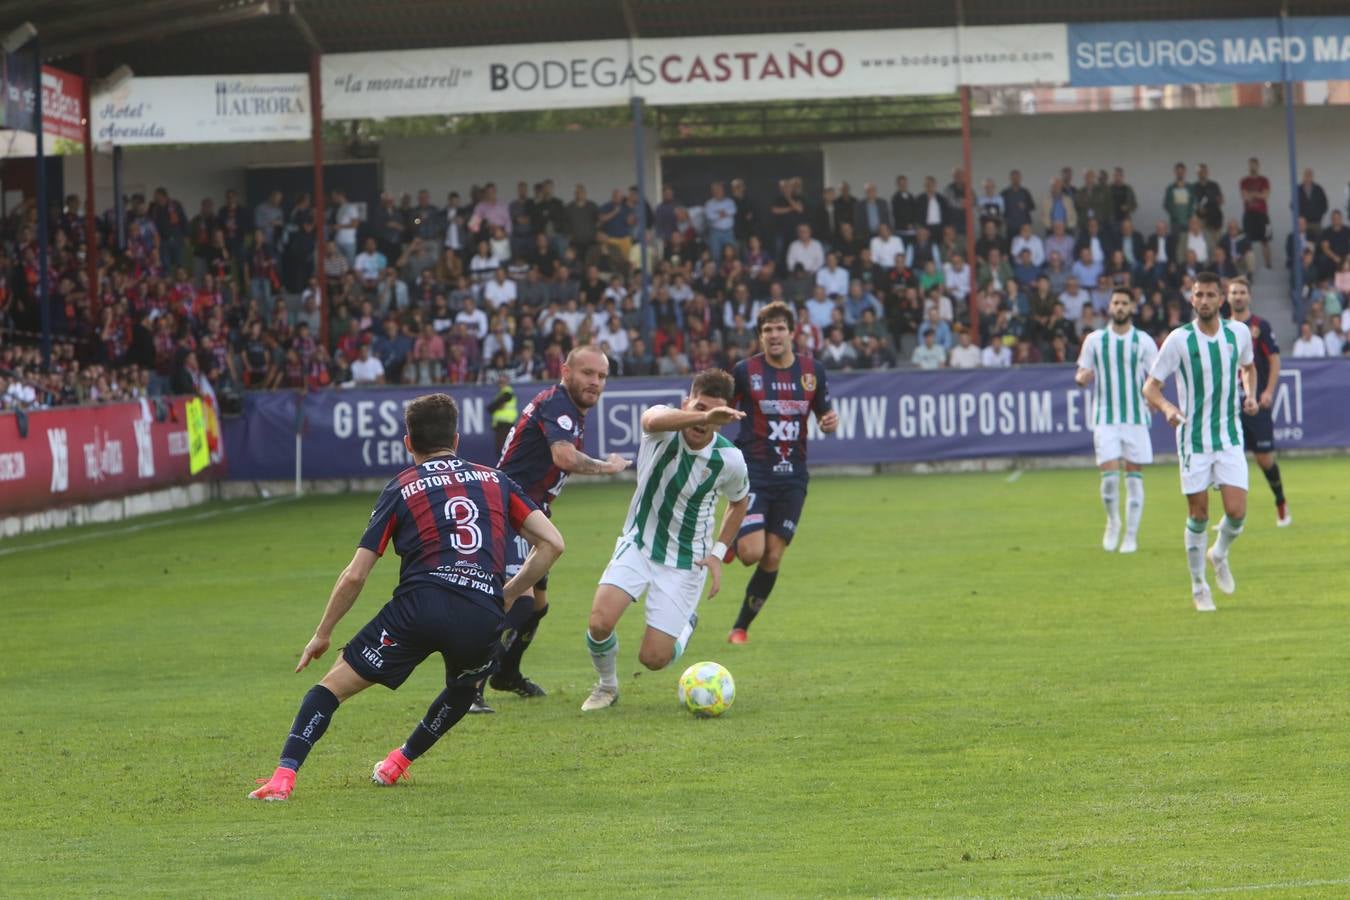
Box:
[672,613,699,664]
[1100,471,1121,524]
[1185,518,1208,586]
[1124,473,1144,539]
[586,630,618,689]
[1213,515,1244,559]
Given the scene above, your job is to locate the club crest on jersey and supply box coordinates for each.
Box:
[750,373,763,393]
[557,414,574,432]
[800,373,816,392]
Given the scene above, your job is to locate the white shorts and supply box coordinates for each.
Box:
[1178,444,1249,495]
[598,537,708,638]
[1093,424,1154,466]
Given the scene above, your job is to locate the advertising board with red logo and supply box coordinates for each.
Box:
[0,396,224,517]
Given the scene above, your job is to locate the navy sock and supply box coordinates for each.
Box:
[498,604,548,679]
[1263,463,1285,505]
[401,686,477,760]
[733,567,778,631]
[278,685,340,772]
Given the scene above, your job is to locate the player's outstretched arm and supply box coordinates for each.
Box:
[1141,376,1185,427]
[695,495,750,598]
[641,404,744,434]
[503,510,565,609]
[297,547,379,673]
[550,440,632,475]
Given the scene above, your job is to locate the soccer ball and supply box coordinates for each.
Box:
[678,661,735,717]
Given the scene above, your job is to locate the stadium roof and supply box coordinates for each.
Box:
[13,0,1350,78]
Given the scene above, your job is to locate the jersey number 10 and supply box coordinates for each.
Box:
[442,497,483,554]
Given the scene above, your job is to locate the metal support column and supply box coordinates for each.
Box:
[1278,12,1303,323]
[82,52,98,304]
[33,36,51,367]
[960,85,978,336]
[309,51,328,347]
[112,145,125,251]
[631,95,649,309]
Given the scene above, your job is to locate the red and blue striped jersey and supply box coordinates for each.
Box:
[496,383,585,515]
[731,353,832,481]
[1242,314,1280,396]
[360,454,539,603]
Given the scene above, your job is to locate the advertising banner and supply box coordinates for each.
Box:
[40,66,85,143]
[90,74,310,146]
[0,397,226,517]
[1,48,36,133]
[221,361,1349,482]
[320,25,1068,120]
[1068,17,1350,86]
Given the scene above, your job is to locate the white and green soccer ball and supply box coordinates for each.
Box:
[678,661,735,717]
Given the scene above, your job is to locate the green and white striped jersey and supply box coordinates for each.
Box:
[1151,320,1255,455]
[1076,326,1158,427]
[620,412,750,570]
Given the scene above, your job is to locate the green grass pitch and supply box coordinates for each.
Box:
[3,460,1349,897]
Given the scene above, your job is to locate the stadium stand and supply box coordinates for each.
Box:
[2,163,1347,413]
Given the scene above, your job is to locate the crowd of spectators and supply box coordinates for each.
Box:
[2,157,1348,413]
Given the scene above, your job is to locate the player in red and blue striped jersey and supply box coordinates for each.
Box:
[249,394,565,800]
[482,345,630,708]
[725,301,838,643]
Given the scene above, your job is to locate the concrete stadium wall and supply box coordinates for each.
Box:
[378,127,659,201]
[61,126,658,211]
[824,105,1350,270]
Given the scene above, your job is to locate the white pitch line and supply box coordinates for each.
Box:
[0,496,297,557]
[1005,469,1023,483]
[1097,875,1350,898]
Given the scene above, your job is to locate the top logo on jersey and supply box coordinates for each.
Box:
[801,373,816,392]
[557,414,574,432]
[750,373,763,393]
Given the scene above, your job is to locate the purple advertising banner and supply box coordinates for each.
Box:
[222,361,1350,481]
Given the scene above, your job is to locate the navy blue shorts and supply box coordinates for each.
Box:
[1243,408,1275,454]
[505,532,549,592]
[341,587,507,690]
[738,479,808,544]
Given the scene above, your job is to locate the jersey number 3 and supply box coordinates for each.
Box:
[443,497,483,553]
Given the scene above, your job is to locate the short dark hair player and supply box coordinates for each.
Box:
[724,301,838,643]
[1227,278,1290,526]
[248,394,565,800]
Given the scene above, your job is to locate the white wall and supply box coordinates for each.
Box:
[379,126,659,200]
[61,125,659,210]
[61,140,352,212]
[825,105,1350,269]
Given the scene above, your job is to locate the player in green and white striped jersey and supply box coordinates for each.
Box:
[1143,273,1258,612]
[1075,287,1159,554]
[581,370,751,711]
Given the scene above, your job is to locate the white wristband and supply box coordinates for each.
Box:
[710,541,728,560]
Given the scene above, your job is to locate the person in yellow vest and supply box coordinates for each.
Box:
[489,371,518,458]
